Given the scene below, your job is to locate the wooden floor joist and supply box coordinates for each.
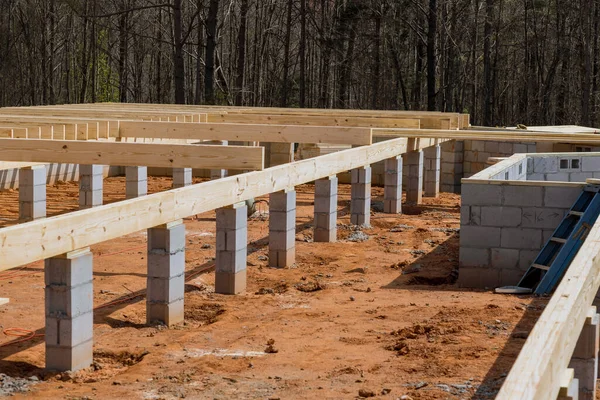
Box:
[119,121,374,145]
[0,138,265,170]
[0,136,423,272]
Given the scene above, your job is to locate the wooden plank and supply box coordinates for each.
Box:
[119,121,373,145]
[374,128,600,144]
[0,138,264,171]
[496,217,600,399]
[206,113,421,128]
[0,137,409,271]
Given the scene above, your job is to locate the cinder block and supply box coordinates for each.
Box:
[544,186,582,208]
[215,270,247,294]
[521,207,566,229]
[315,212,337,230]
[314,195,337,214]
[570,172,593,182]
[460,206,470,225]
[215,248,247,274]
[269,229,295,251]
[147,250,185,277]
[269,247,296,268]
[498,142,514,154]
[471,141,485,152]
[459,226,501,248]
[216,226,247,251]
[503,185,543,207]
[45,312,93,347]
[533,156,559,173]
[147,298,184,326]
[147,274,185,303]
[484,141,500,153]
[491,248,519,269]
[514,144,528,153]
[351,166,372,184]
[581,156,600,172]
[315,176,337,196]
[172,168,192,188]
[527,173,546,181]
[270,190,296,212]
[480,206,522,227]
[459,247,490,267]
[499,268,523,286]
[269,210,296,232]
[314,227,337,242]
[518,250,540,271]
[215,204,248,230]
[457,267,501,288]
[46,339,93,372]
[461,183,502,206]
[384,199,401,214]
[500,228,542,249]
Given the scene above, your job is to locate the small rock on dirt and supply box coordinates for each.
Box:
[402,264,422,275]
[358,388,376,398]
[265,338,278,354]
[346,231,369,242]
[295,281,323,292]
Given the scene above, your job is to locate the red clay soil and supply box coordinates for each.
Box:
[0,178,546,399]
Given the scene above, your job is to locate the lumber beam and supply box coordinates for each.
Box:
[0,137,409,272]
[119,121,373,145]
[374,128,600,144]
[205,113,421,128]
[0,138,264,170]
[496,217,600,399]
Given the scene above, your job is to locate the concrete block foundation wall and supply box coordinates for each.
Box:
[462,140,536,178]
[459,180,583,288]
[527,153,600,182]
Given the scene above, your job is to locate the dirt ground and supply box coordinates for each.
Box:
[0,177,547,399]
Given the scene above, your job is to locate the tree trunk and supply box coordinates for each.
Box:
[205,0,219,104]
[173,0,185,104]
[235,0,248,106]
[426,0,437,111]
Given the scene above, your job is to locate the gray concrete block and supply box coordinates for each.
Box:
[172,168,192,188]
[315,176,338,196]
[514,143,528,153]
[147,298,184,326]
[147,250,185,277]
[533,156,559,174]
[351,166,372,184]
[491,248,519,269]
[460,226,501,248]
[216,248,247,274]
[570,172,593,182]
[461,183,502,206]
[457,267,501,288]
[314,227,337,242]
[459,247,490,267]
[544,186,582,208]
[270,190,296,212]
[522,207,566,229]
[46,339,93,372]
[480,206,522,227]
[503,185,543,207]
[315,212,336,230]
[460,206,470,225]
[484,141,500,153]
[269,247,296,268]
[147,274,185,303]
[518,250,539,271]
[216,227,247,251]
[215,204,248,230]
[499,142,514,154]
[269,229,295,251]
[269,210,296,232]
[44,253,94,287]
[215,270,246,294]
[499,268,523,286]
[501,228,542,249]
[45,312,93,347]
[471,141,485,152]
[314,195,337,214]
[581,156,600,172]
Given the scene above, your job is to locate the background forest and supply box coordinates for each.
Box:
[0,0,597,127]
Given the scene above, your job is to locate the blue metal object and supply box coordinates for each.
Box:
[516,184,600,295]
